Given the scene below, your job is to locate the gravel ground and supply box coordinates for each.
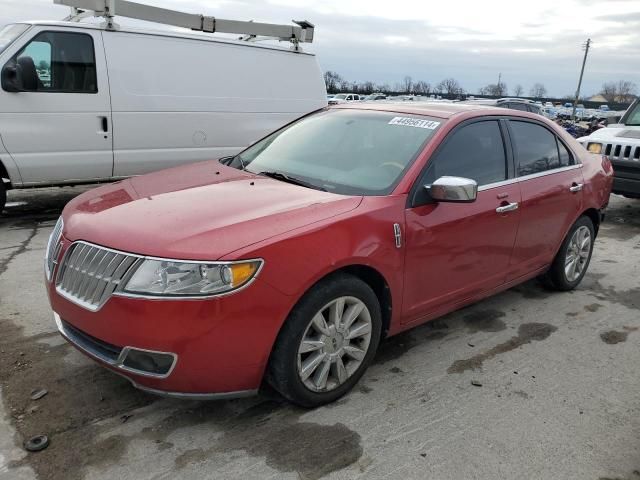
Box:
[0,187,639,480]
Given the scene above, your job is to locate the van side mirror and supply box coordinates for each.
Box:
[425,176,478,203]
[1,61,24,92]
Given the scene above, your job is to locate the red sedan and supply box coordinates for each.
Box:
[45,103,613,406]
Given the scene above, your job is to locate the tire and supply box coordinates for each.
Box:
[267,273,382,407]
[542,216,595,291]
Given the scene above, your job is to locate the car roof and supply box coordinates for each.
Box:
[333,101,539,120]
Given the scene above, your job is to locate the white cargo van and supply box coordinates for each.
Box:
[0,1,327,211]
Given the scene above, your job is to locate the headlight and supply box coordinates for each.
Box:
[587,142,603,154]
[119,259,262,297]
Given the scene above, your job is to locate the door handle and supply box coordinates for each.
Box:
[496,202,519,213]
[99,116,109,133]
[569,183,583,193]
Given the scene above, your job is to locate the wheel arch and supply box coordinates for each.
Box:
[0,158,12,189]
[265,263,394,372]
[581,207,601,236]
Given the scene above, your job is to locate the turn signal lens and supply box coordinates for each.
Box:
[229,262,260,287]
[587,142,603,154]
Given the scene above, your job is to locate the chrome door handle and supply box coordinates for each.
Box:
[496,202,519,213]
[569,183,583,193]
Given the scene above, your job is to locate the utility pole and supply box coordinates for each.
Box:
[497,72,502,96]
[572,38,591,121]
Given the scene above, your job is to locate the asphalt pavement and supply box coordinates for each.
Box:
[1,187,639,480]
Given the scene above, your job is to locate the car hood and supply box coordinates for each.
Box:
[579,125,640,143]
[63,161,362,260]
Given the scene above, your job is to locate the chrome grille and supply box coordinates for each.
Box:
[604,143,640,161]
[56,242,140,311]
[45,217,64,281]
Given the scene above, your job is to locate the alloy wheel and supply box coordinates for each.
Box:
[297,296,372,392]
[564,225,592,282]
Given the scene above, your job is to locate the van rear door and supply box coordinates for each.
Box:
[0,26,113,185]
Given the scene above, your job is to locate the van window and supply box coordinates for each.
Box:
[510,121,561,176]
[421,120,507,187]
[9,31,97,93]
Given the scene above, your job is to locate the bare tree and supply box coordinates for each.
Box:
[401,76,413,94]
[323,71,343,93]
[479,81,507,97]
[616,80,637,103]
[513,84,524,97]
[413,80,431,95]
[600,82,617,103]
[436,78,463,96]
[529,83,547,99]
[339,78,351,92]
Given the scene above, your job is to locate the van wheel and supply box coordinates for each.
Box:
[542,216,595,291]
[267,274,382,407]
[0,182,6,214]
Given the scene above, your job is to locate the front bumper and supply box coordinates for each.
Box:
[47,264,295,398]
[611,158,640,197]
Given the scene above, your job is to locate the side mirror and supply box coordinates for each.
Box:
[425,176,478,203]
[1,61,23,92]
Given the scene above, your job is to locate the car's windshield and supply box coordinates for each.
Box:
[623,102,640,126]
[231,109,443,195]
[0,24,29,55]
[334,94,347,100]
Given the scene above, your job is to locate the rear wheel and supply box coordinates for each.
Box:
[543,216,595,291]
[267,274,382,407]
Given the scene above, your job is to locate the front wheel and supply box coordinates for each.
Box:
[267,274,382,407]
[543,216,595,291]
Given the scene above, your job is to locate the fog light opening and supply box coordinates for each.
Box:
[121,349,175,376]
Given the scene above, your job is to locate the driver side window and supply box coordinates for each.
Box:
[422,120,508,187]
[6,31,97,93]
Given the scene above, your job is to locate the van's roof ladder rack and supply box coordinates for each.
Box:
[54,0,314,51]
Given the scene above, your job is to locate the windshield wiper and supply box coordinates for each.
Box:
[257,171,326,191]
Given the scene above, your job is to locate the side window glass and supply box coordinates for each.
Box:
[511,121,561,176]
[423,121,507,187]
[557,139,573,167]
[9,31,97,93]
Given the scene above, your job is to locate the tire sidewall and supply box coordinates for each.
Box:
[270,274,382,407]
[555,216,595,289]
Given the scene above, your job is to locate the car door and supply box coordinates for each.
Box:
[505,119,584,280]
[402,119,521,324]
[0,27,113,185]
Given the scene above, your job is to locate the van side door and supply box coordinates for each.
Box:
[0,27,113,185]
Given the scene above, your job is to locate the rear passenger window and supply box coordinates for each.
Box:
[423,121,507,186]
[9,31,97,93]
[557,140,573,167]
[510,121,561,176]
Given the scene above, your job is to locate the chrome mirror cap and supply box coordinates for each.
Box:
[426,176,478,203]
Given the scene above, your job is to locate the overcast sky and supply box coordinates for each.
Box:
[1,0,639,96]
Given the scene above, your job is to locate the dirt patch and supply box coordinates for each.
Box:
[584,303,603,312]
[1,318,156,480]
[511,281,553,300]
[374,320,448,365]
[600,326,639,345]
[463,309,507,333]
[588,283,640,311]
[448,323,558,374]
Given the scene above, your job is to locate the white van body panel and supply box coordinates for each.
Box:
[102,30,326,176]
[0,21,327,187]
[0,25,113,186]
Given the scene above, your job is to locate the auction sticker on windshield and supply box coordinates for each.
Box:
[388,117,440,129]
